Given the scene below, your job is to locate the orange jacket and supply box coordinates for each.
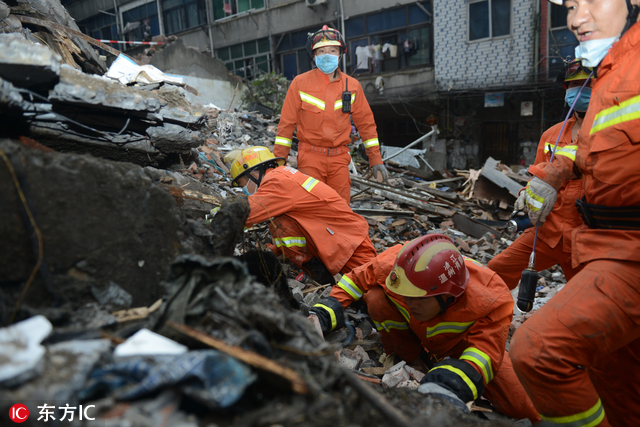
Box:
[246,166,371,274]
[529,22,640,265]
[329,244,513,387]
[533,118,584,252]
[273,68,383,166]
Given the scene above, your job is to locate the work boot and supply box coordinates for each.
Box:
[301,257,336,286]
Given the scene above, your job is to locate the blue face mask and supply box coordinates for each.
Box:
[315,54,340,74]
[574,36,618,68]
[565,86,591,112]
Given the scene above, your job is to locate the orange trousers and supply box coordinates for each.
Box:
[363,287,539,423]
[487,229,583,291]
[510,259,640,427]
[297,149,352,203]
[266,215,375,275]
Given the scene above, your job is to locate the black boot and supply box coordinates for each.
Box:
[301,257,336,286]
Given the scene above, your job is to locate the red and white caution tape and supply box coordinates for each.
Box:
[98,40,164,45]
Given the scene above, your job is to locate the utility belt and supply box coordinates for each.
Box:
[575,197,640,230]
[299,142,349,156]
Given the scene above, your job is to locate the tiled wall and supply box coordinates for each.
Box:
[433,0,536,91]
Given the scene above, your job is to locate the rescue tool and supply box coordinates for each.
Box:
[516,71,593,312]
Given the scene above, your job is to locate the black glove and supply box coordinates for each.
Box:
[310,297,345,335]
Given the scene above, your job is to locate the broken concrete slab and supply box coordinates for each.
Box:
[0,315,52,387]
[480,157,522,198]
[0,33,61,89]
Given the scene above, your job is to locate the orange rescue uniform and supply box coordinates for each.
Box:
[245,165,375,275]
[273,68,382,203]
[329,245,539,422]
[488,118,584,289]
[511,22,640,427]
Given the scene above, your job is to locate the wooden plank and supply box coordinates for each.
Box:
[352,209,415,218]
[168,321,308,394]
[452,212,504,239]
[480,157,522,198]
[17,15,122,57]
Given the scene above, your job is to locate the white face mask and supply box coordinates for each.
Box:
[574,36,619,68]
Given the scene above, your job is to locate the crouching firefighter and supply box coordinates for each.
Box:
[227,146,376,284]
[311,234,539,422]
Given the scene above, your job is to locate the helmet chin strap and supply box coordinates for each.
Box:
[435,295,454,315]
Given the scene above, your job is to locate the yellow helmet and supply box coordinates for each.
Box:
[228,146,286,187]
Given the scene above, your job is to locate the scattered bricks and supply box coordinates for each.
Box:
[340,348,363,370]
[440,220,454,229]
[307,314,323,338]
[303,292,320,306]
[291,287,304,302]
[482,232,495,244]
[455,237,470,253]
[405,365,425,382]
[381,361,410,388]
[352,345,370,362]
[362,367,387,376]
[355,328,364,342]
[396,380,420,390]
[287,278,305,291]
[471,244,479,255]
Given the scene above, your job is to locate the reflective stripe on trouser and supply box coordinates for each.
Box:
[297,148,352,203]
[487,229,583,290]
[267,216,314,267]
[510,259,640,427]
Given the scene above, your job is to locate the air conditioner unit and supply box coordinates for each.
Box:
[306,0,328,7]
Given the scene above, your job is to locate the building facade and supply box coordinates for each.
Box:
[63,0,578,168]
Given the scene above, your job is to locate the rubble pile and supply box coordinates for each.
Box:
[0,1,563,426]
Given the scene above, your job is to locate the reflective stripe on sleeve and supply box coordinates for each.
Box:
[460,347,494,384]
[540,399,605,427]
[590,94,640,135]
[302,177,320,192]
[363,138,379,148]
[275,136,292,147]
[313,303,337,330]
[429,365,479,400]
[373,319,410,332]
[543,144,577,161]
[273,236,306,248]
[426,321,475,338]
[337,275,364,300]
[299,91,325,110]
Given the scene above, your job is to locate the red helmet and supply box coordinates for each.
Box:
[310,25,347,53]
[385,234,469,298]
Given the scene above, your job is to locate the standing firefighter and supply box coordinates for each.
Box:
[487,61,591,289]
[273,25,389,203]
[311,234,539,423]
[228,146,376,284]
[510,0,640,426]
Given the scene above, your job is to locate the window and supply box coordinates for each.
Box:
[216,38,271,79]
[548,4,578,79]
[345,2,432,75]
[468,0,510,41]
[274,28,315,80]
[162,0,206,34]
[78,12,117,47]
[212,0,265,20]
[120,1,159,48]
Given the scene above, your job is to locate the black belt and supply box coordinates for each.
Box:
[575,197,640,230]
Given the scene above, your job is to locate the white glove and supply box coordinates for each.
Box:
[418,382,469,413]
[514,188,526,212]
[372,164,389,184]
[524,177,557,225]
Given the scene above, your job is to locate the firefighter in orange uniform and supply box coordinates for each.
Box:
[273,25,388,203]
[228,146,376,284]
[311,234,539,422]
[510,1,640,426]
[487,62,590,289]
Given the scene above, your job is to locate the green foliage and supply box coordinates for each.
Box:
[241,72,289,114]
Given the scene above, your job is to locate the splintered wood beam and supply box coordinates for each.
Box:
[168,321,308,394]
[163,184,221,206]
